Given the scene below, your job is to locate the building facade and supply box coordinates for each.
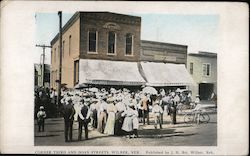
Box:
[50,12,141,89]
[34,64,50,88]
[140,40,188,65]
[187,52,217,100]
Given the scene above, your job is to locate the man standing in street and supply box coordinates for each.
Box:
[61,98,75,142]
[171,91,180,124]
[78,98,91,141]
[141,93,150,125]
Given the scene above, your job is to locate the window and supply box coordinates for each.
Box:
[202,63,211,76]
[74,60,79,85]
[54,48,56,62]
[125,33,133,55]
[190,62,193,74]
[62,41,65,58]
[108,31,116,54]
[88,31,97,53]
[69,35,71,56]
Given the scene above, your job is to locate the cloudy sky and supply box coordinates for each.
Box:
[35,12,219,64]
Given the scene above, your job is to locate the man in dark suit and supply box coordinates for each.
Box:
[78,98,91,141]
[61,98,75,142]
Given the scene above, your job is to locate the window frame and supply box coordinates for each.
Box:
[69,35,71,56]
[74,60,79,85]
[125,33,134,56]
[62,40,65,58]
[190,62,193,74]
[107,31,117,55]
[202,63,211,77]
[87,30,98,54]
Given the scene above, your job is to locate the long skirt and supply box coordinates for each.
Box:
[104,112,116,135]
[132,117,139,130]
[97,112,107,133]
[122,116,133,132]
[114,112,124,136]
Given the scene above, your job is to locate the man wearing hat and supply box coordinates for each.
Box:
[37,106,46,132]
[61,98,75,142]
[78,98,91,140]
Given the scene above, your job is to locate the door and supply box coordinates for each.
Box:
[199,83,214,100]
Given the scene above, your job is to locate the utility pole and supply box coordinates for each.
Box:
[57,11,62,112]
[36,44,52,87]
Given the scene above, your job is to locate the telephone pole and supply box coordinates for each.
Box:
[57,11,62,110]
[36,44,52,87]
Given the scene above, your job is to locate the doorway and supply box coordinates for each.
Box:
[199,83,214,100]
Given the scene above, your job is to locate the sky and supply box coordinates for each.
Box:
[35,12,219,64]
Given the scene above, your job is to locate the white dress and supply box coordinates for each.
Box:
[104,104,117,135]
[121,107,134,132]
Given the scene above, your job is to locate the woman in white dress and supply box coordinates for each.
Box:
[122,101,136,138]
[104,98,117,135]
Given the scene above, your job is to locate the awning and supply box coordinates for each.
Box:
[140,62,196,86]
[79,59,146,86]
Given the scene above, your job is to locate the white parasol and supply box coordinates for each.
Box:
[142,86,158,95]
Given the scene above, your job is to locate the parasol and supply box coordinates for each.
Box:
[142,86,158,95]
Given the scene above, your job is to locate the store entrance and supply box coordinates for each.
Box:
[199,83,214,100]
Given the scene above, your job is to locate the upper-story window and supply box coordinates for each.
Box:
[54,48,56,62]
[202,63,211,76]
[190,62,193,74]
[62,40,65,58]
[88,31,98,53]
[108,31,116,54]
[69,35,71,56]
[125,33,133,56]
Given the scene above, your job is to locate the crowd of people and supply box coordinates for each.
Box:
[58,87,195,142]
[36,86,199,142]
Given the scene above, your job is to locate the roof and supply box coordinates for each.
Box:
[141,40,188,48]
[189,51,217,58]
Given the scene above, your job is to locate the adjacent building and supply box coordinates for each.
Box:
[34,64,50,88]
[140,40,188,65]
[187,52,217,100]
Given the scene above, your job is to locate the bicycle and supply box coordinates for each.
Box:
[177,101,196,114]
[183,108,210,124]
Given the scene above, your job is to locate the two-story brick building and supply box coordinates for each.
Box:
[187,52,217,100]
[50,12,145,89]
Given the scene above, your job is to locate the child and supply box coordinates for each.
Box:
[152,101,163,129]
[37,106,46,132]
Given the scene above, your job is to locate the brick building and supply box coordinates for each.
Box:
[140,40,188,65]
[50,12,143,89]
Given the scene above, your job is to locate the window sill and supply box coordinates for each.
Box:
[125,54,134,57]
[107,53,116,56]
[87,51,98,54]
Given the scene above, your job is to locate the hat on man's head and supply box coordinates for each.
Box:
[84,98,91,104]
